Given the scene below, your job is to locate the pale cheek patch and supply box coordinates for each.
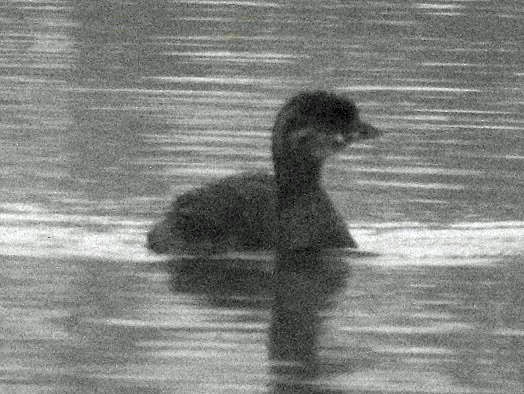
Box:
[311,133,347,160]
[289,128,348,160]
[334,133,345,145]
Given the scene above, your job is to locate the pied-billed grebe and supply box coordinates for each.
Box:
[147,90,382,255]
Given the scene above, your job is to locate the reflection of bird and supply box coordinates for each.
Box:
[147,91,382,255]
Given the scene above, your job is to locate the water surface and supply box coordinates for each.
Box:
[1,1,523,392]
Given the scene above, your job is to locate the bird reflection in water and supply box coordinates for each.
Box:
[166,251,349,393]
[270,251,349,393]
[156,91,380,390]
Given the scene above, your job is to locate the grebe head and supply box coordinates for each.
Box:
[271,91,382,167]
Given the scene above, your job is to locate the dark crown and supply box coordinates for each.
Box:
[277,90,358,132]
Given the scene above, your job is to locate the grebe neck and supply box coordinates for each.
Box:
[273,154,322,207]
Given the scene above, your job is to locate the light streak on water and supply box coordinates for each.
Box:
[175,0,281,8]
[1,204,522,265]
[414,3,465,10]
[163,50,304,60]
[349,166,484,176]
[341,85,480,92]
[145,75,300,86]
[354,180,466,190]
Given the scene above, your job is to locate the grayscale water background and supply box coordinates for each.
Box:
[1,1,523,392]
